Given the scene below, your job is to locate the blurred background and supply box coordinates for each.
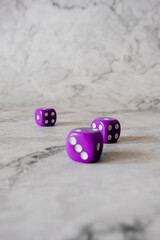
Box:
[0,0,160,113]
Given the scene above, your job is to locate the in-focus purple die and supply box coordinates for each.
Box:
[66,128,103,163]
[35,108,57,127]
[91,117,121,143]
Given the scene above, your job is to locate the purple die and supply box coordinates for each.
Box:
[35,108,57,127]
[91,117,121,143]
[66,128,103,163]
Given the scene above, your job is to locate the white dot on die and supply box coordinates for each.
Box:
[45,120,48,124]
[51,112,55,116]
[115,133,119,139]
[81,152,88,160]
[108,125,112,131]
[69,137,77,145]
[37,115,40,120]
[115,124,119,129]
[99,125,103,130]
[51,119,55,124]
[75,144,82,153]
[97,142,100,151]
[92,123,96,129]
[75,129,81,132]
[108,135,112,140]
[44,112,48,117]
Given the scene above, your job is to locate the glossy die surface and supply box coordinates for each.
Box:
[91,117,121,143]
[35,108,57,127]
[66,128,103,163]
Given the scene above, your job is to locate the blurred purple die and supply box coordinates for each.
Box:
[91,117,121,143]
[35,108,57,127]
[66,128,103,163]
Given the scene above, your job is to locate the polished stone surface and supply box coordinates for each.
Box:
[0,0,160,239]
[0,110,160,240]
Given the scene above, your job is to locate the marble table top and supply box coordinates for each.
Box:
[0,108,160,240]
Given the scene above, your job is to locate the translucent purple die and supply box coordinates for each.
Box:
[66,128,103,163]
[35,108,57,127]
[91,117,121,143]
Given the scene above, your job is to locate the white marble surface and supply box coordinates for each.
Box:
[0,0,160,239]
